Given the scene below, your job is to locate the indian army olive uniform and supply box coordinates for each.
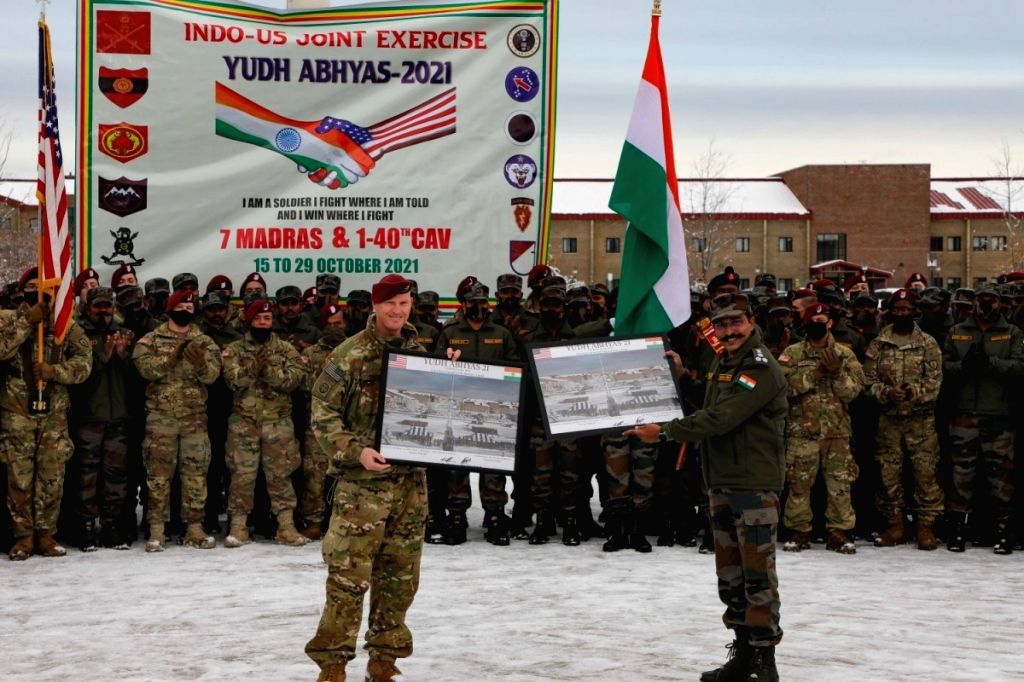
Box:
[70,314,134,549]
[132,322,222,549]
[863,323,944,547]
[778,334,864,551]
[273,311,322,349]
[222,331,308,546]
[305,314,427,674]
[434,313,519,545]
[942,313,1024,553]
[662,329,787,665]
[0,312,92,558]
[300,332,346,536]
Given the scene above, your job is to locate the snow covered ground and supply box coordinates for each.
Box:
[3,497,1023,682]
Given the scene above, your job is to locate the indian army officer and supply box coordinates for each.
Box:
[273,285,321,350]
[221,300,308,547]
[778,303,864,554]
[305,274,426,682]
[434,282,519,546]
[131,290,222,552]
[863,289,944,550]
[1,269,92,560]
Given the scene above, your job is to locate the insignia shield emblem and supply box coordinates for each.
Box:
[509,240,536,276]
[98,177,147,217]
[96,11,152,55]
[98,123,148,163]
[99,67,149,108]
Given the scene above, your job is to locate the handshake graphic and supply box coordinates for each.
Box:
[215,82,457,189]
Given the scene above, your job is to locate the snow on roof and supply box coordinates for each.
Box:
[930,179,1023,217]
[552,178,810,219]
[0,179,77,207]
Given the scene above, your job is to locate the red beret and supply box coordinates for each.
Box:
[887,288,917,308]
[245,299,275,324]
[802,303,830,325]
[809,278,835,291]
[791,288,816,301]
[371,274,414,304]
[206,275,233,293]
[527,264,552,289]
[1003,271,1024,283]
[74,268,100,295]
[111,264,137,288]
[303,286,317,300]
[843,272,868,292]
[18,267,38,292]
[241,272,267,291]
[319,302,343,328]
[166,290,197,314]
[456,275,479,302]
[904,272,927,287]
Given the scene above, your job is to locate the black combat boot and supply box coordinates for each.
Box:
[699,519,716,555]
[483,512,511,546]
[444,511,468,545]
[629,516,652,553]
[424,514,447,544]
[657,517,677,547]
[601,514,628,552]
[577,504,605,540]
[79,520,99,553]
[528,511,555,545]
[700,629,752,682]
[510,505,533,541]
[946,512,967,553]
[561,516,582,546]
[993,517,1013,555]
[744,645,778,682]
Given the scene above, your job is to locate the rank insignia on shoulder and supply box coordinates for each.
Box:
[737,374,758,391]
[753,348,768,364]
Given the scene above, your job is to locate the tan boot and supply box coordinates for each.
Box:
[826,529,857,554]
[301,521,323,541]
[917,522,939,551]
[145,523,166,553]
[35,532,67,557]
[874,517,906,547]
[317,663,347,682]
[365,659,401,682]
[275,511,309,546]
[183,523,215,549]
[8,535,34,561]
[224,517,252,548]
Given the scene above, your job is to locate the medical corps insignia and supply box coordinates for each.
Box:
[99,67,149,108]
[98,123,148,163]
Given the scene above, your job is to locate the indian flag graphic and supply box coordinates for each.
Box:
[645,336,663,349]
[503,367,522,382]
[737,374,758,391]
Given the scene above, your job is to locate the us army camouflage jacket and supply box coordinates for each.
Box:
[778,334,864,439]
[0,311,92,417]
[863,323,942,416]
[942,315,1024,416]
[302,338,342,392]
[131,322,221,417]
[311,314,425,479]
[222,332,306,421]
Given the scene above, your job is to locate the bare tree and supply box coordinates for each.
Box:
[0,120,40,288]
[991,137,1024,270]
[680,139,738,283]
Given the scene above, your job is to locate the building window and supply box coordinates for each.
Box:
[972,236,988,251]
[562,237,577,254]
[693,237,706,253]
[947,277,962,290]
[930,236,943,252]
[947,236,962,251]
[974,277,988,288]
[0,217,10,230]
[779,278,794,292]
[605,237,621,253]
[735,237,750,253]
[992,236,1008,251]
[816,233,847,262]
[738,278,750,289]
[778,236,793,253]
[931,277,943,288]
[28,218,39,231]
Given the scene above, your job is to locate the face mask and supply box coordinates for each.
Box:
[149,294,168,312]
[540,309,563,328]
[567,305,589,326]
[322,325,346,346]
[498,297,521,316]
[23,291,39,306]
[203,314,225,329]
[891,316,914,333]
[828,307,844,321]
[978,300,998,318]
[347,308,368,324]
[804,322,829,341]
[465,304,487,322]
[250,327,271,343]
[92,312,112,328]
[169,310,195,326]
[591,303,606,319]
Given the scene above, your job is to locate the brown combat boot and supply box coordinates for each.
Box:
[145,523,166,553]
[275,511,309,546]
[224,517,252,548]
[826,529,856,554]
[301,521,323,541]
[8,534,34,561]
[36,531,67,557]
[874,517,906,547]
[916,522,939,551]
[365,659,401,682]
[183,523,215,549]
[317,663,346,682]
[782,530,811,552]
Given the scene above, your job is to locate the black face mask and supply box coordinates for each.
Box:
[828,307,844,321]
[498,297,521,316]
[465,304,488,322]
[347,308,368,324]
[250,327,271,343]
[567,304,590,326]
[591,303,606,319]
[540,309,563,328]
[977,300,998,319]
[23,291,39,306]
[322,325,346,346]
[891,316,914,333]
[149,294,168,312]
[804,321,829,341]
[91,313,112,329]
[169,310,195,326]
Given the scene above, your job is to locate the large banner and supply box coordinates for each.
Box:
[77,0,557,303]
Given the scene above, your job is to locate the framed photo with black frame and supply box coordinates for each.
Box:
[374,349,526,474]
[526,334,685,439]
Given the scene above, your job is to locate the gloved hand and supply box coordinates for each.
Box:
[34,362,56,382]
[183,342,206,367]
[23,300,48,325]
[819,348,843,376]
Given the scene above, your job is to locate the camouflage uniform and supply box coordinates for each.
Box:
[863,324,944,524]
[778,335,864,534]
[305,315,427,671]
[601,434,657,516]
[0,312,92,539]
[222,332,306,518]
[132,322,221,525]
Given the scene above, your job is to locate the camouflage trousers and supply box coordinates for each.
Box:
[601,433,657,513]
[446,469,507,514]
[2,411,73,537]
[529,420,579,516]
[73,420,129,525]
[709,489,783,647]
[948,413,1015,518]
[784,436,857,532]
[301,430,330,525]
[143,411,211,525]
[876,412,944,524]
[226,414,300,516]
[306,471,428,668]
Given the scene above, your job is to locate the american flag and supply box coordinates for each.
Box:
[533,347,552,361]
[37,20,72,344]
[365,88,456,160]
[388,355,408,370]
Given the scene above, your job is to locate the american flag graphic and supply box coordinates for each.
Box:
[533,347,552,360]
[364,88,456,159]
[388,355,408,370]
[37,21,72,344]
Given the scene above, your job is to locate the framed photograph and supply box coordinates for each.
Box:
[527,335,685,439]
[375,350,525,474]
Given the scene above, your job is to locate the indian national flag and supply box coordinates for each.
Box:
[608,11,690,336]
[503,367,522,382]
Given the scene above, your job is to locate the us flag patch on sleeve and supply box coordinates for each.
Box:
[737,374,758,391]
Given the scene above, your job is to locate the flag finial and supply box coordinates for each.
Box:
[652,0,662,16]
[37,0,50,20]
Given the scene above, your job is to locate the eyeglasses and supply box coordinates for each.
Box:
[712,316,748,332]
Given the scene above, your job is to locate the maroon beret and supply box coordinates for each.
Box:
[18,267,39,292]
[456,275,479,302]
[319,302,343,328]
[887,288,917,308]
[245,299,275,324]
[527,264,552,289]
[809,278,835,291]
[111,264,137,288]
[791,288,816,301]
[74,268,100,296]
[904,272,927,287]
[843,272,868,292]
[206,275,233,293]
[166,290,197,314]
[371,274,414,304]
[303,286,317,300]
[241,272,267,291]
[802,303,830,325]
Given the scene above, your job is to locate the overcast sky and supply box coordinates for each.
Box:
[2,0,1023,183]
